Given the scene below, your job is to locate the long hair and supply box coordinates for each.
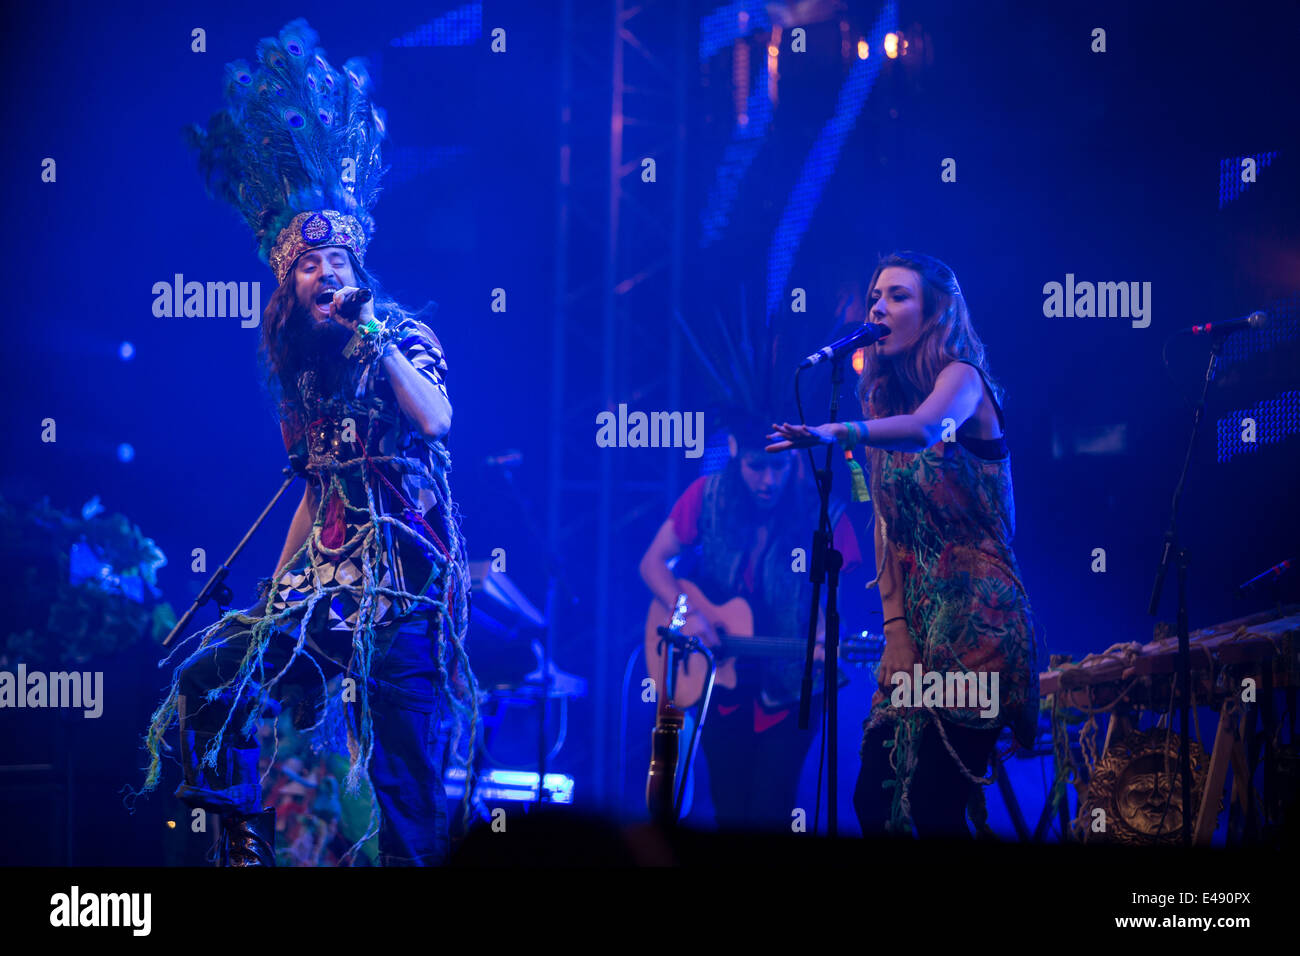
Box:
[855,251,1003,507]
[708,445,811,569]
[697,409,828,638]
[257,249,435,449]
[699,445,819,634]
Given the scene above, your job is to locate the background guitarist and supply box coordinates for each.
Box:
[639,410,862,829]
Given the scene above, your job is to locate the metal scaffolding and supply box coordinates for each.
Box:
[549,0,688,804]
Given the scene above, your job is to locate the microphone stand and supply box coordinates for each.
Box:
[1147,337,1225,846]
[162,466,300,648]
[652,625,717,820]
[797,355,846,837]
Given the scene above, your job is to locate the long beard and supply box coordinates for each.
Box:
[283,304,356,391]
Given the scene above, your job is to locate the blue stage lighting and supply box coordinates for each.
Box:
[444,768,575,804]
[765,1,897,319]
[699,431,731,476]
[699,1,771,63]
[1216,390,1300,463]
[1218,151,1277,208]
[700,58,773,247]
[391,2,482,48]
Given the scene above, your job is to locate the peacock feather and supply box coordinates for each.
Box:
[184,18,389,266]
[672,281,812,443]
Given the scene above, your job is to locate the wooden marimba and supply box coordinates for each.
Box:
[1038,604,1299,845]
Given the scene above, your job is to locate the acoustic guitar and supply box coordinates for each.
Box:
[643,578,882,710]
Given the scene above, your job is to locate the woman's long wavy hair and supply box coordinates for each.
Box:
[855,251,1003,507]
[257,249,435,449]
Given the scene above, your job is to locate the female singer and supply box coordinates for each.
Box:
[767,251,1039,837]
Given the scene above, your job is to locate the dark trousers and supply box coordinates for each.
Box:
[700,690,816,830]
[178,611,450,866]
[854,718,1000,838]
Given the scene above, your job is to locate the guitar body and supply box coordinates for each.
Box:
[645,579,752,710]
[644,581,882,817]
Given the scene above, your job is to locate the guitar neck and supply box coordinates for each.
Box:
[719,636,815,658]
[717,634,882,664]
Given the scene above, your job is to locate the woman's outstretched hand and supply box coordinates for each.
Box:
[765,422,845,452]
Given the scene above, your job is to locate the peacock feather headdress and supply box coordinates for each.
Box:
[184,18,389,285]
[673,282,801,449]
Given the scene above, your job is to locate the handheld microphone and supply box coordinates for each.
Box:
[1182,311,1267,337]
[315,287,373,320]
[799,322,890,369]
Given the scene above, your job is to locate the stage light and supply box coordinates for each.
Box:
[885,32,899,58]
[858,39,869,59]
[852,347,865,374]
[768,35,780,106]
[443,768,575,804]
[118,341,134,361]
[699,1,771,62]
[117,443,134,463]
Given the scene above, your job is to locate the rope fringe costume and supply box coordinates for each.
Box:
[132,19,478,863]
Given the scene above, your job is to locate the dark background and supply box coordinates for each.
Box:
[2,0,1296,862]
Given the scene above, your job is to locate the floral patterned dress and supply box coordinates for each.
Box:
[867,359,1040,827]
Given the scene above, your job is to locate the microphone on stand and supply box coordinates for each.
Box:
[1238,559,1292,592]
[1180,311,1267,337]
[798,322,891,369]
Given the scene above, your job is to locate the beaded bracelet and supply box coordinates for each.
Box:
[840,420,868,450]
[342,318,396,365]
